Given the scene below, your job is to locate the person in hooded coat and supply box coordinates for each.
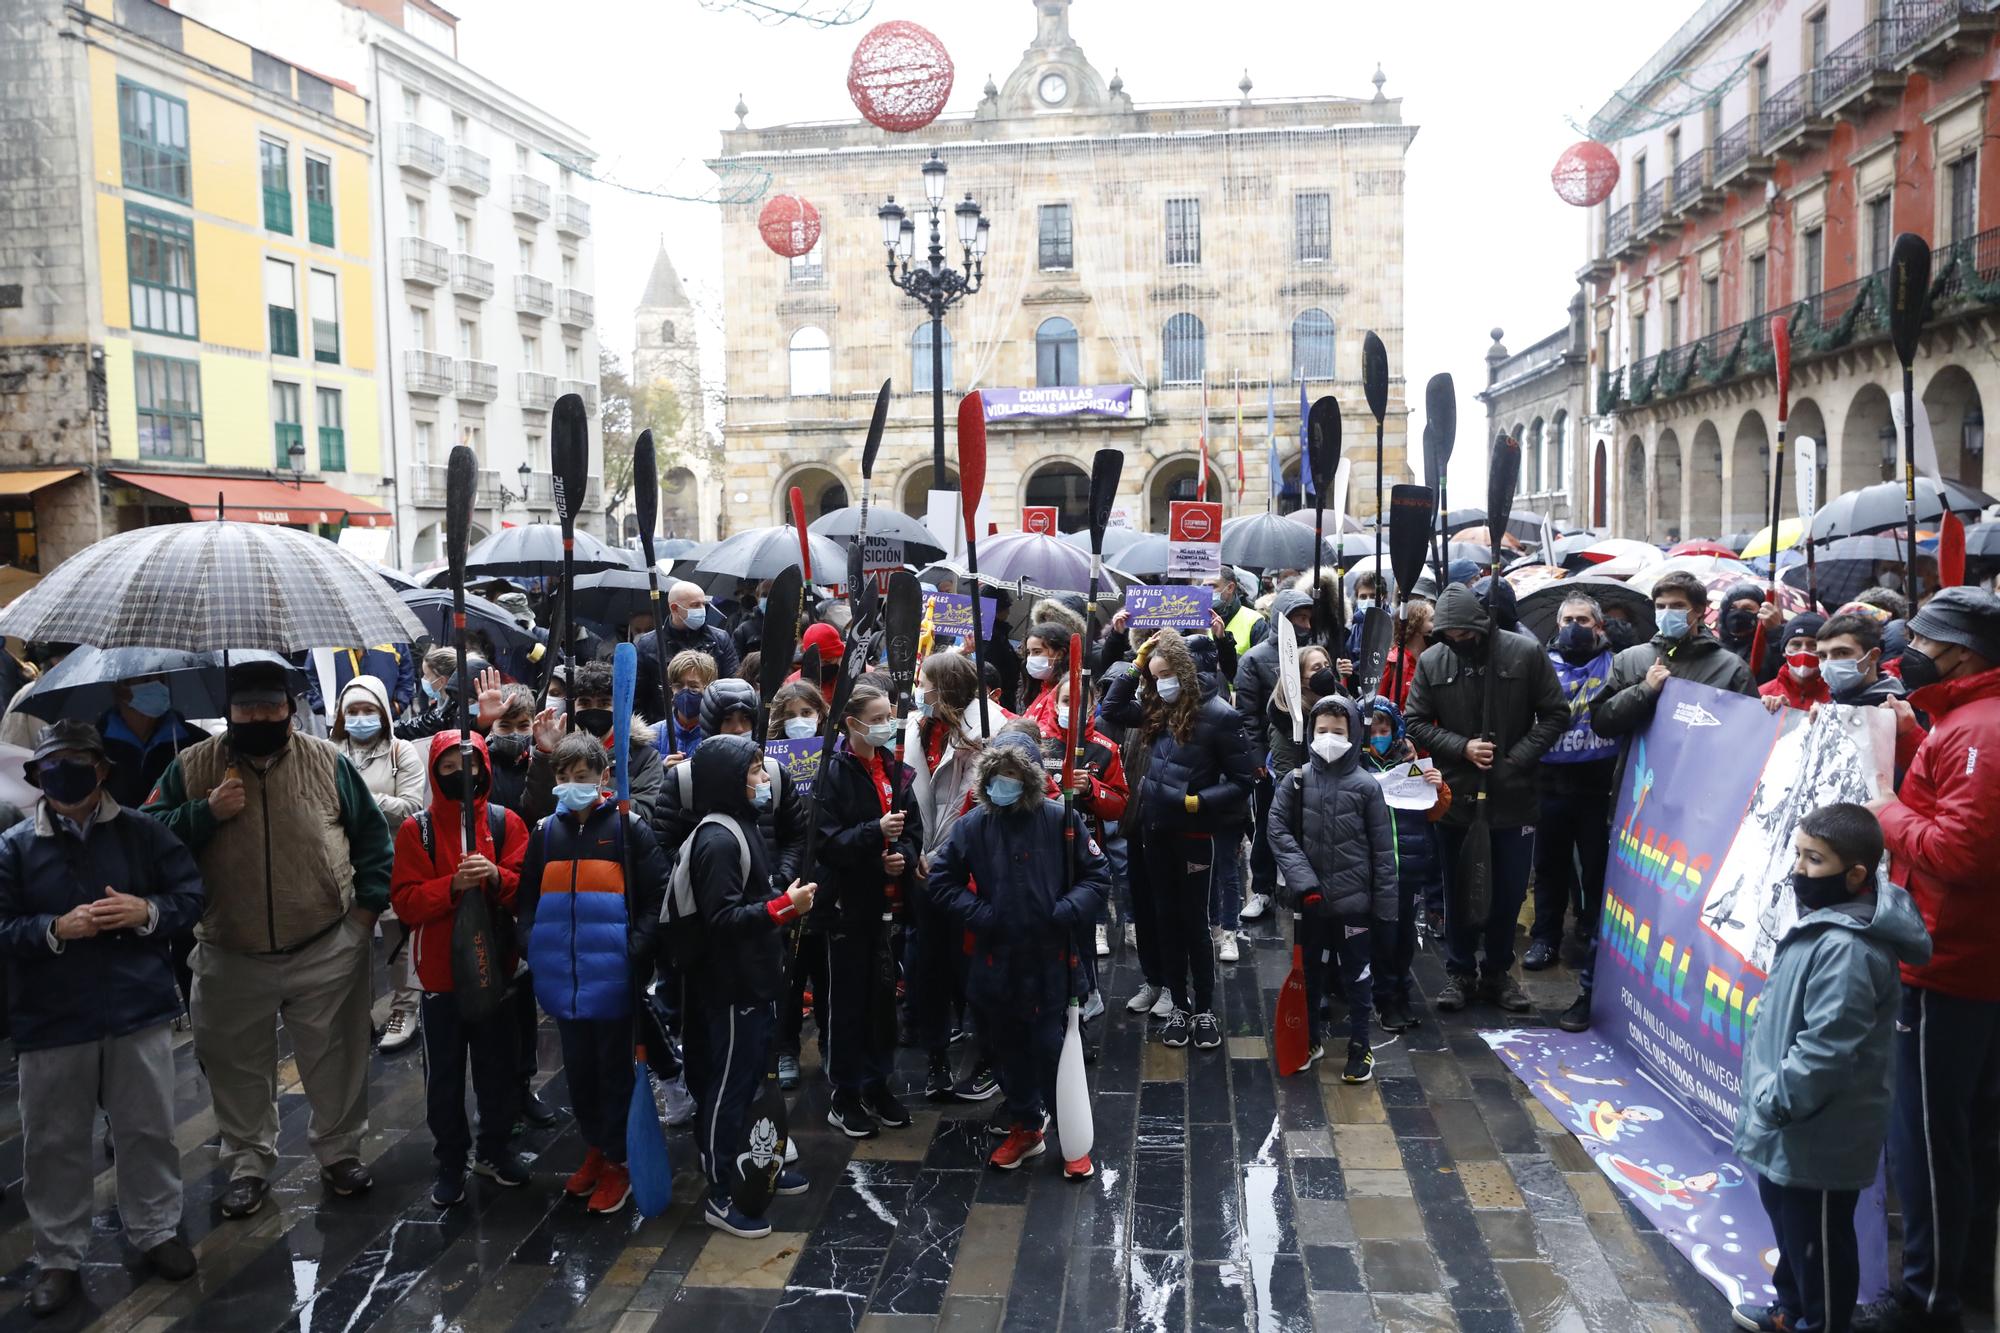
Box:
[388,731,530,1206]
[926,730,1109,1177]
[1357,694,1449,1033]
[679,732,817,1239]
[335,674,429,1053]
[1269,696,1399,1084]
[1758,612,1831,713]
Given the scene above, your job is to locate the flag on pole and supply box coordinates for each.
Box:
[1299,377,1314,498]
[1234,373,1246,502]
[1266,377,1278,507]
[1197,376,1209,501]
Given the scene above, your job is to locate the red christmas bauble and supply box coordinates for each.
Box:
[758,195,822,258]
[1551,140,1620,208]
[847,20,955,133]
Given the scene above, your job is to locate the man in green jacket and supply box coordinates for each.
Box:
[145,661,392,1221]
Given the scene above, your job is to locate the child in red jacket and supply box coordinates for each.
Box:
[389,731,529,1208]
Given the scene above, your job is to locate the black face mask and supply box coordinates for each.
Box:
[1447,634,1488,664]
[1307,666,1340,698]
[1604,620,1638,651]
[229,718,291,758]
[39,760,100,806]
[1792,868,1855,913]
[574,708,614,739]
[1555,623,1600,661]
[435,767,491,803]
[486,733,530,766]
[1897,645,1945,692]
[1723,608,1757,640]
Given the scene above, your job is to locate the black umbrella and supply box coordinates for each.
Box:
[1515,577,1658,647]
[1444,507,1547,539]
[462,523,623,579]
[1963,522,2000,559]
[399,588,541,660]
[1809,478,1996,542]
[370,562,422,591]
[1220,512,1328,571]
[809,507,946,565]
[698,524,845,583]
[1781,535,1913,611]
[16,647,304,723]
[570,568,661,626]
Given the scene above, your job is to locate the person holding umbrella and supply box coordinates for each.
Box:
[635,582,739,722]
[143,660,394,1219]
[0,720,205,1316]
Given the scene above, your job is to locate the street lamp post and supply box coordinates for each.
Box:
[879,150,991,487]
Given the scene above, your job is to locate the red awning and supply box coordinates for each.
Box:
[110,472,394,529]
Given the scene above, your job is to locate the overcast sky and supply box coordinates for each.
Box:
[455,0,1691,497]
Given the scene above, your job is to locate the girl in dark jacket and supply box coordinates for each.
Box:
[1269,696,1399,1084]
[927,731,1109,1176]
[1100,628,1256,1051]
[813,683,922,1138]
[1357,695,1450,1034]
[767,680,828,1091]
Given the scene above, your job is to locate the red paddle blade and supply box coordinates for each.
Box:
[1274,947,1310,1076]
[789,486,812,581]
[1772,316,1792,422]
[956,393,987,544]
[1941,511,1967,588]
[1063,634,1083,787]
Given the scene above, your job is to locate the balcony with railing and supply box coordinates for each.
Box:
[450,253,494,301]
[412,465,500,507]
[448,144,490,195]
[400,236,447,287]
[403,350,453,396]
[557,288,595,329]
[1671,147,1720,216]
[396,123,445,177]
[559,378,599,411]
[1759,72,1828,154]
[1604,203,1633,258]
[514,274,555,318]
[1816,19,1904,116]
[554,194,591,237]
[1886,0,1997,67]
[454,360,498,403]
[518,371,558,411]
[1635,179,1667,237]
[511,176,552,221]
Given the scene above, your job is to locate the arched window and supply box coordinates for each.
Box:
[1162,313,1206,385]
[1550,411,1568,493]
[912,323,954,394]
[1291,309,1335,382]
[1036,317,1079,388]
[788,326,830,397]
[659,320,675,343]
[1025,461,1090,531]
[1527,417,1545,492]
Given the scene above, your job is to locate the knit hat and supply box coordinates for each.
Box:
[1777,611,1827,650]
[1907,586,2000,662]
[801,622,843,672]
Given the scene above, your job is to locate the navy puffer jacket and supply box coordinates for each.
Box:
[1267,696,1398,921]
[1100,669,1255,833]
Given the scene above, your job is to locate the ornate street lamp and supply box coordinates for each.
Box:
[880,151,988,484]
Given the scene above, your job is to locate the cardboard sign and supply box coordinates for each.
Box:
[1124,585,1214,631]
[765,737,823,797]
[862,534,903,572]
[1108,507,1135,531]
[1167,500,1223,580]
[1021,506,1060,537]
[924,592,998,640]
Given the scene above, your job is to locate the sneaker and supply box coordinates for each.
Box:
[1161,1010,1192,1048]
[378,1009,420,1054]
[145,1237,197,1281]
[1126,983,1162,1014]
[1217,930,1240,964]
[775,1167,811,1197]
[1240,892,1271,921]
[1522,940,1559,971]
[320,1158,373,1197]
[1149,990,1176,1020]
[1342,1042,1376,1084]
[777,1055,801,1091]
[1852,1292,1960,1332]
[1094,924,1110,957]
[1484,973,1532,1013]
[1063,1154,1095,1180]
[703,1192,770,1238]
[1081,990,1105,1024]
[1300,1043,1325,1072]
[565,1147,606,1197]
[864,1083,912,1128]
[925,1054,956,1102]
[1732,1304,1797,1332]
[1377,995,1417,1032]
[1556,994,1592,1033]
[431,1164,467,1208]
[1435,973,1474,1013]
[1191,1012,1222,1050]
[988,1126,1046,1170]
[219,1175,268,1219]
[952,1065,1000,1103]
[1124,923,1138,950]
[473,1150,530,1188]
[988,1108,1048,1138]
[655,1074,697,1127]
[827,1090,879,1139]
[518,1087,559,1129]
[587,1162,631,1214]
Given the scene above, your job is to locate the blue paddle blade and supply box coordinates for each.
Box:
[612,641,637,803]
[627,1059,672,1216]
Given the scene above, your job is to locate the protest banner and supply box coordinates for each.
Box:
[1124,585,1213,631]
[1167,500,1223,580]
[924,591,998,641]
[764,737,823,798]
[1487,680,1894,1309]
[862,534,903,571]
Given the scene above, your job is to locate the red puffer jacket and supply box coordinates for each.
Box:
[389,731,529,993]
[1877,666,2000,1000]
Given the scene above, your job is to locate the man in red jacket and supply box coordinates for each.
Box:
[1858,587,2000,1333]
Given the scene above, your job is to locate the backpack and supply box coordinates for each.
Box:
[669,756,781,823]
[660,812,752,969]
[414,805,509,861]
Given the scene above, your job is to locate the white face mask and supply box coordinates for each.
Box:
[783,716,817,740]
[1154,675,1182,703]
[1311,733,1351,763]
[1025,654,1054,680]
[1056,705,1071,730]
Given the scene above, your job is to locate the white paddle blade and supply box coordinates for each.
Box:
[1277,613,1303,746]
[1889,394,1944,488]
[1794,437,1819,522]
[1055,1005,1093,1160]
[1330,458,1354,536]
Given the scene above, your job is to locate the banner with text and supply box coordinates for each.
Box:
[1489,680,1893,1309]
[924,592,999,642]
[981,385,1136,421]
[1167,500,1224,580]
[764,737,823,798]
[1124,585,1213,631]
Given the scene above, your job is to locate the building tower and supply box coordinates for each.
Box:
[632,240,712,539]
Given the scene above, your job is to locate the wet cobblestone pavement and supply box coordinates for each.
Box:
[0,913,1882,1331]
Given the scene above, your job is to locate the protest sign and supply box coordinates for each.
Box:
[1021,506,1060,536]
[1167,500,1223,580]
[1124,585,1213,631]
[924,592,998,641]
[764,737,823,798]
[1371,757,1437,810]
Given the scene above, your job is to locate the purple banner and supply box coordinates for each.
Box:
[925,592,998,640]
[981,385,1136,421]
[765,737,823,797]
[1488,681,1896,1308]
[1124,585,1213,630]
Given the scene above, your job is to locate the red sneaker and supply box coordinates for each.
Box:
[988,1127,1046,1171]
[564,1147,605,1198]
[587,1161,632,1213]
[1063,1154,1094,1181]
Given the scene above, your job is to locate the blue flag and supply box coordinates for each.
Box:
[1266,378,1277,503]
[1299,378,1314,498]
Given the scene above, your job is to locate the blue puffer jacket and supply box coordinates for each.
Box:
[518,792,666,1021]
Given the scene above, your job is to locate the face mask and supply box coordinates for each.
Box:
[422,678,444,704]
[1656,608,1691,641]
[128,681,172,719]
[1154,676,1182,703]
[1898,645,1945,691]
[1556,623,1598,659]
[1821,658,1865,698]
[673,689,702,719]
[784,716,818,741]
[39,760,100,806]
[1355,599,1376,616]
[861,720,898,748]
[344,712,382,742]
[435,767,489,803]
[1025,655,1054,681]
[554,782,601,813]
[1370,734,1394,756]
[1056,705,1071,730]
[1791,867,1854,913]
[1308,666,1339,698]
[1448,634,1487,663]
[229,718,291,758]
[986,775,1025,806]
[914,685,935,718]
[487,732,530,765]
[682,605,707,630]
[574,708,614,739]
[1786,652,1820,681]
[749,782,773,810]
[1723,608,1756,639]
[1311,733,1351,763]
[1605,620,1638,650]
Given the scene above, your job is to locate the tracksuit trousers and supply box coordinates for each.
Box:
[1145,830,1217,1015]
[823,922,894,1094]
[418,992,517,1168]
[1756,1174,1859,1333]
[683,995,776,1203]
[1301,914,1373,1049]
[555,1016,634,1164]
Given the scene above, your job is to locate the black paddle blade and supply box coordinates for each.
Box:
[862,379,892,480]
[760,566,804,703]
[800,645,822,685]
[1486,435,1523,554]
[1425,373,1457,478]
[731,1078,786,1217]
[551,394,590,527]
[445,445,478,581]
[1388,484,1435,594]
[1307,396,1341,495]
[1454,817,1493,929]
[1362,331,1389,423]
[885,571,922,704]
[1088,448,1123,551]
[1889,232,1932,368]
[633,429,659,562]
[1356,608,1393,696]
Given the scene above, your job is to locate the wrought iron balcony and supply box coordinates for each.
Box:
[403,350,453,396]
[1759,73,1818,153]
[554,194,591,237]
[450,253,494,301]
[448,145,490,195]
[1816,19,1904,115]
[1885,0,1996,66]
[1604,204,1632,257]
[396,123,445,176]
[514,274,555,318]
[557,288,594,329]
[510,175,551,221]
[400,236,448,287]
[453,359,498,403]
[1635,180,1666,236]
[518,371,558,411]
[1713,116,1771,185]
[1671,147,1720,216]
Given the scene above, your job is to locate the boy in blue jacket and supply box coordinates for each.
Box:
[1731,804,1931,1333]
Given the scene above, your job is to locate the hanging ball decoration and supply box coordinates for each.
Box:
[757,194,822,258]
[847,20,955,133]
[1551,140,1620,208]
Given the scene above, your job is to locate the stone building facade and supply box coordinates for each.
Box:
[708,0,1415,539]
[631,242,717,541]
[1476,288,1596,529]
